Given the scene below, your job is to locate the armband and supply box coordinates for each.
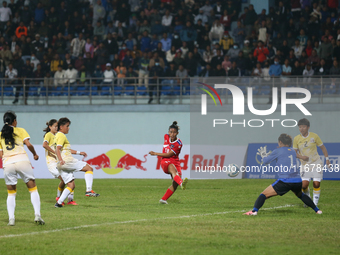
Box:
[326,157,329,160]
[76,151,81,155]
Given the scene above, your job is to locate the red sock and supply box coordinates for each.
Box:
[162,189,174,200]
[173,175,183,185]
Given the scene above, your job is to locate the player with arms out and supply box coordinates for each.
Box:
[293,118,330,206]
[54,117,99,208]
[244,134,322,215]
[43,119,77,205]
[0,111,44,226]
[149,121,188,204]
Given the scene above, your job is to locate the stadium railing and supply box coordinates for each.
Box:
[0,76,339,105]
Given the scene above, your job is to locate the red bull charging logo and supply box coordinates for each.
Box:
[85,149,147,175]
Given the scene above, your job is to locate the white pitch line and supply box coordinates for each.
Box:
[0,204,296,239]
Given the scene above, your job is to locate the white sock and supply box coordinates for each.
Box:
[7,191,16,219]
[313,188,321,206]
[29,189,41,216]
[57,186,63,197]
[58,187,72,204]
[68,191,74,202]
[85,172,93,192]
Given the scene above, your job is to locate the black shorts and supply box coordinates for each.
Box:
[272,180,302,196]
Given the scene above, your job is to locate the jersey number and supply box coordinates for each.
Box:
[288,155,294,166]
[304,141,308,147]
[6,144,15,151]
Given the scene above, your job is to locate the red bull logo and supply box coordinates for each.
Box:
[115,154,147,171]
[85,149,147,175]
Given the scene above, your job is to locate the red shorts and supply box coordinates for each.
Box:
[161,159,182,176]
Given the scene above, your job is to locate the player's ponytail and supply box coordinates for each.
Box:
[1,111,17,146]
[57,117,71,131]
[43,119,57,137]
[278,133,292,147]
[169,121,179,131]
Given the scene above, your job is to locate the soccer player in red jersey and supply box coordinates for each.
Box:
[149,121,188,204]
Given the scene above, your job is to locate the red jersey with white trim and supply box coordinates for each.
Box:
[162,134,182,161]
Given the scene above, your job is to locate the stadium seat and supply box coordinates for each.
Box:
[76,86,88,96]
[161,85,172,95]
[3,87,14,96]
[137,86,147,95]
[324,85,336,94]
[183,86,190,95]
[101,86,112,96]
[113,86,122,95]
[312,85,321,95]
[124,86,135,95]
[259,86,271,95]
[91,86,99,96]
[27,86,39,96]
[173,85,181,95]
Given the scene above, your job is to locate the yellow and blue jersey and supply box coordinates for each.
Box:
[293,132,323,165]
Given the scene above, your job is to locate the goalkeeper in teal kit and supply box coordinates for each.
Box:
[244,134,322,216]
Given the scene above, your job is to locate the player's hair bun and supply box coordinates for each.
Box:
[46,121,49,125]
[172,121,178,126]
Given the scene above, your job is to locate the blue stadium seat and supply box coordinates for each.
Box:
[113,86,122,95]
[183,86,190,95]
[161,85,172,95]
[173,86,181,95]
[259,85,271,95]
[101,86,112,96]
[91,86,99,96]
[28,86,39,96]
[324,85,336,94]
[76,86,88,96]
[124,86,135,95]
[137,86,147,95]
[3,87,14,96]
[312,85,321,95]
[40,86,47,96]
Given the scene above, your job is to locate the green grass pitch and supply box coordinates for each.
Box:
[0,179,339,255]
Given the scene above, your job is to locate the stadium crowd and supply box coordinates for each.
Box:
[1,0,340,103]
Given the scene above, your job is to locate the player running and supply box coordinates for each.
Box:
[43,119,77,205]
[149,121,188,204]
[244,133,322,216]
[293,118,330,206]
[0,111,45,226]
[54,117,99,208]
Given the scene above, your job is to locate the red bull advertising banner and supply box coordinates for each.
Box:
[0,144,245,179]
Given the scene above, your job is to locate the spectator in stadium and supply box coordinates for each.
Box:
[176,64,188,84]
[149,52,165,69]
[125,33,137,51]
[267,42,277,60]
[315,59,329,75]
[166,45,177,63]
[329,59,340,76]
[269,57,282,77]
[242,40,252,58]
[213,64,226,76]
[291,60,303,76]
[209,19,224,44]
[75,55,85,71]
[199,63,212,78]
[219,32,233,52]
[232,21,246,49]
[5,63,17,103]
[222,55,232,72]
[15,22,27,39]
[307,49,320,68]
[160,32,171,52]
[228,61,240,77]
[70,33,85,59]
[162,10,173,30]
[180,21,197,50]
[303,63,314,76]
[220,9,231,30]
[172,50,185,70]
[138,51,149,86]
[54,65,66,87]
[332,39,340,61]
[319,37,333,60]
[292,39,304,58]
[184,52,198,77]
[93,0,106,27]
[115,61,127,85]
[126,66,138,84]
[253,41,269,64]
[93,21,105,41]
[195,9,208,25]
[50,54,63,73]
[0,1,12,31]
[92,65,103,84]
[227,43,240,62]
[148,58,164,104]
[65,64,78,85]
[180,41,189,58]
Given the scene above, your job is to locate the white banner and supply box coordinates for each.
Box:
[0,145,246,179]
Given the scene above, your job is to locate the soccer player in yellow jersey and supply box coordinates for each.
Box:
[43,119,77,205]
[54,117,99,208]
[293,118,330,206]
[0,111,44,226]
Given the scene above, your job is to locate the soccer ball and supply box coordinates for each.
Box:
[228,163,240,177]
